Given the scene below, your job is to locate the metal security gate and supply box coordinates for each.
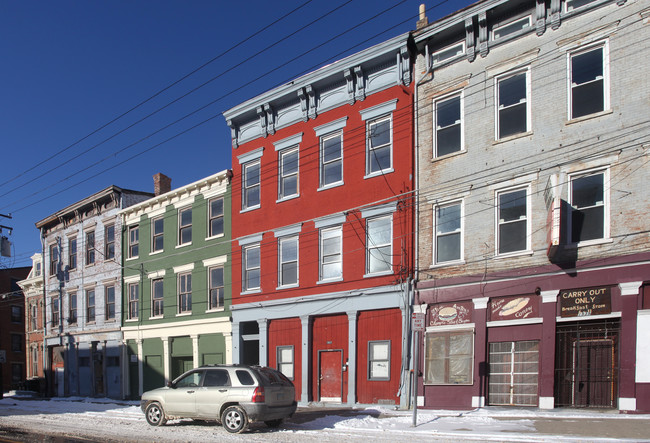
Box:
[555,320,619,408]
[488,341,539,406]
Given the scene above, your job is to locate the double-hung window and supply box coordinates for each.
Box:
[208,198,224,237]
[366,116,392,175]
[151,278,164,317]
[366,216,392,275]
[242,243,261,292]
[209,266,225,310]
[11,306,21,323]
[278,236,298,287]
[178,207,192,245]
[85,231,95,265]
[242,160,261,210]
[368,340,391,380]
[320,133,343,187]
[105,224,115,260]
[496,69,530,139]
[68,238,77,270]
[424,329,474,385]
[152,217,164,252]
[51,297,59,328]
[178,272,192,314]
[278,147,299,200]
[434,201,463,264]
[68,292,77,324]
[105,285,115,320]
[49,244,59,276]
[569,43,608,119]
[128,282,139,320]
[496,187,530,255]
[434,92,463,157]
[30,305,37,331]
[277,346,294,380]
[86,288,95,323]
[569,169,607,243]
[128,226,139,258]
[319,226,343,281]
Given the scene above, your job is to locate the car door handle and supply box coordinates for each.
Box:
[187,390,195,394]
[219,389,228,393]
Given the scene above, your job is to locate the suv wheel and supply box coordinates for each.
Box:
[221,405,249,433]
[145,402,167,426]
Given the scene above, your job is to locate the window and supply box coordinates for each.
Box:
[203,369,231,387]
[492,16,530,40]
[105,286,115,320]
[128,282,139,320]
[68,238,77,270]
[178,207,192,245]
[368,341,391,380]
[176,371,203,388]
[152,217,164,252]
[570,44,607,119]
[68,292,77,325]
[434,93,463,157]
[209,267,225,310]
[278,147,299,200]
[11,306,22,323]
[85,231,95,265]
[35,261,41,277]
[320,132,343,187]
[319,226,343,281]
[51,297,59,328]
[434,202,463,264]
[11,334,22,352]
[497,187,529,254]
[178,272,192,314]
[424,330,473,385]
[152,278,164,317]
[31,346,38,377]
[128,226,139,258]
[86,289,95,323]
[431,41,465,65]
[242,244,261,292]
[367,115,392,175]
[565,0,597,12]
[278,236,298,287]
[30,304,37,331]
[105,225,115,260]
[242,160,261,210]
[569,170,607,243]
[49,244,59,276]
[277,346,294,380]
[496,70,529,139]
[366,216,392,275]
[208,198,224,237]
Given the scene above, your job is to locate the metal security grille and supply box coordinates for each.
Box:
[555,320,619,408]
[488,341,539,406]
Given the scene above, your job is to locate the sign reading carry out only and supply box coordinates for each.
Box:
[559,286,612,318]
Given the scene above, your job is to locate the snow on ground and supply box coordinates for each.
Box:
[0,392,648,442]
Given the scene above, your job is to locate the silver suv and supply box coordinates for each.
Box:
[140,364,297,433]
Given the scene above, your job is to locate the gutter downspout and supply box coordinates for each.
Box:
[40,228,48,394]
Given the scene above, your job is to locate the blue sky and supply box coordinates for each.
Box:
[0,0,474,268]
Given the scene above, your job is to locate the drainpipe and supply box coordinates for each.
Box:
[40,228,48,394]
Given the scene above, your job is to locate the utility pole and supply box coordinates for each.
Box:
[0,213,13,258]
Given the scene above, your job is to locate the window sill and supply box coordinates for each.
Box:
[276,194,300,204]
[566,109,612,125]
[149,250,163,256]
[176,242,192,249]
[429,260,466,269]
[105,258,116,263]
[494,249,534,260]
[148,316,164,320]
[205,233,225,241]
[317,277,343,285]
[431,149,466,163]
[126,256,139,261]
[493,131,533,145]
[364,270,392,278]
[125,318,139,323]
[176,312,192,317]
[85,263,95,267]
[240,289,261,295]
[317,182,344,192]
[364,168,394,179]
[575,237,613,248]
[276,284,299,290]
[240,206,261,214]
[205,307,225,313]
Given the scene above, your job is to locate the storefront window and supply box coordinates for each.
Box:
[424,330,473,385]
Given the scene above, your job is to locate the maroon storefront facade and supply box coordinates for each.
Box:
[415,252,650,413]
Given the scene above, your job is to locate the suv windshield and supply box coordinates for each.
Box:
[256,367,292,386]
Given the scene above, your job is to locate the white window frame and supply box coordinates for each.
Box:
[424,329,474,385]
[568,168,609,245]
[151,216,164,253]
[433,91,464,158]
[68,237,77,270]
[567,41,609,121]
[277,345,294,380]
[128,225,139,259]
[319,226,343,282]
[51,297,59,329]
[85,288,95,323]
[365,215,392,276]
[430,41,465,66]
[49,244,59,276]
[151,278,164,318]
[492,15,531,40]
[127,282,139,320]
[104,224,115,260]
[178,207,192,246]
[319,131,344,189]
[68,292,77,325]
[565,0,598,13]
[208,197,224,238]
[368,340,391,381]
[177,272,192,314]
[85,231,95,265]
[495,68,531,140]
[433,200,464,266]
[105,285,115,321]
[242,243,261,293]
[278,235,299,288]
[277,146,299,201]
[495,185,531,257]
[208,266,225,310]
[365,115,393,176]
[242,160,261,211]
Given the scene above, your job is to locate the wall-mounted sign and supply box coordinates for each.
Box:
[429,302,473,326]
[559,286,611,318]
[489,296,538,321]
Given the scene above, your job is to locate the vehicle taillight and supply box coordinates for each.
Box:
[252,386,265,403]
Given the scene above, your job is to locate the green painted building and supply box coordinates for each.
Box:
[120,171,232,398]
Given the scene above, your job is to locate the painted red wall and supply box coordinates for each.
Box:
[230,84,414,305]
[267,317,302,401]
[356,309,402,404]
[311,314,348,403]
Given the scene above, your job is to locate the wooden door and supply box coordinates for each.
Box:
[319,350,342,402]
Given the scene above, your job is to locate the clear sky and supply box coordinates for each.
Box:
[0,0,474,268]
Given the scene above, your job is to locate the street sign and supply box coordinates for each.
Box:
[412,312,425,332]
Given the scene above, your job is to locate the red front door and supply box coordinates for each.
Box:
[319,350,342,402]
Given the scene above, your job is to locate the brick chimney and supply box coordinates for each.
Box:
[153,173,171,196]
[416,4,428,30]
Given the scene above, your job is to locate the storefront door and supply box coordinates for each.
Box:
[488,341,539,406]
[318,350,343,402]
